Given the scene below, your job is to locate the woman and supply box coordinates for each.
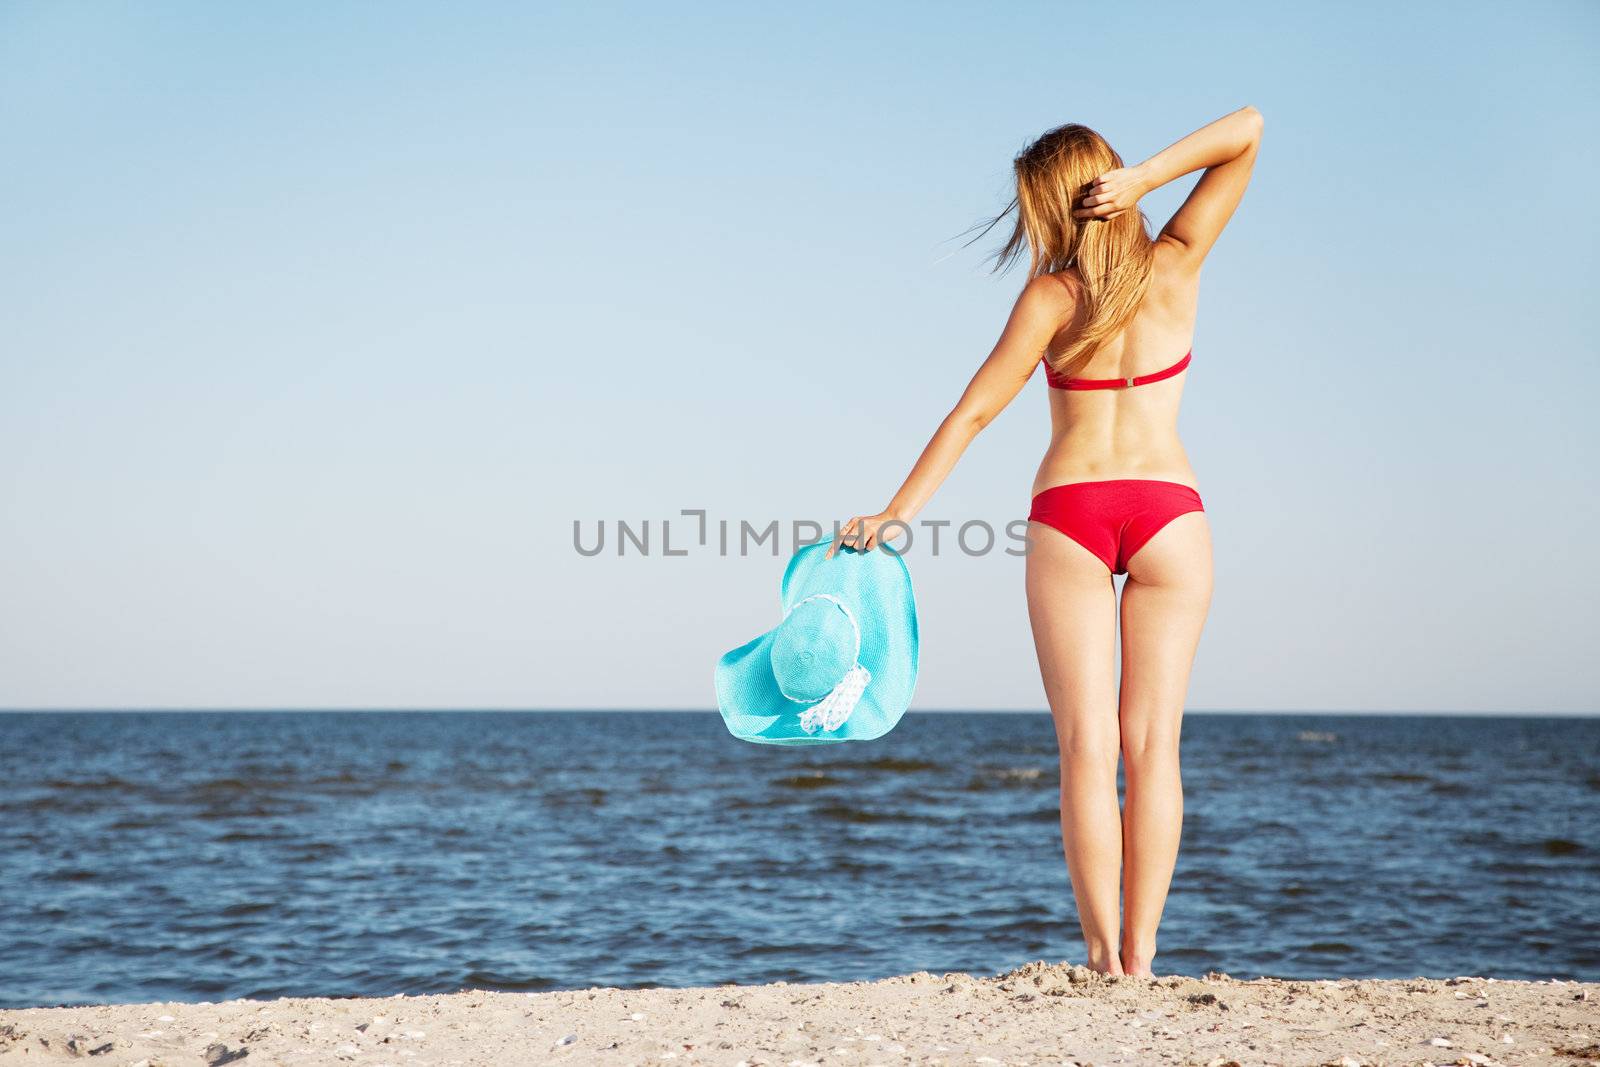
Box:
[830,107,1263,977]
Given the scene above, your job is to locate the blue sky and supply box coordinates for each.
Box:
[1,2,1596,712]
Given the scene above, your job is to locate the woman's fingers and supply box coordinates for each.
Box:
[1079,174,1135,219]
[1074,200,1123,220]
[828,517,858,558]
[829,514,894,556]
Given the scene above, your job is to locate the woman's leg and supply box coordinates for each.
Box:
[1117,511,1213,977]
[1025,521,1123,973]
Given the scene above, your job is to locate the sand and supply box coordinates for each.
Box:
[1,964,1594,1067]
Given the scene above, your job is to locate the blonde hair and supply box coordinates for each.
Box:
[967,124,1155,379]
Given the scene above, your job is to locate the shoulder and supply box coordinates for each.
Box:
[1021,272,1088,343]
[1031,270,1081,301]
[1017,271,1081,321]
[1152,231,1204,279]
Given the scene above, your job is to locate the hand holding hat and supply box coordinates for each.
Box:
[715,537,919,745]
[827,510,905,558]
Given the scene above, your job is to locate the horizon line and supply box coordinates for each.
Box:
[0,707,1594,717]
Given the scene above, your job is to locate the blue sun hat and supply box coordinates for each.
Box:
[715,537,918,745]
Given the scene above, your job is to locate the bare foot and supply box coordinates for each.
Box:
[1120,944,1156,978]
[1086,943,1126,975]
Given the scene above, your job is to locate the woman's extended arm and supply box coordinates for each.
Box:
[1076,105,1263,268]
[828,275,1071,557]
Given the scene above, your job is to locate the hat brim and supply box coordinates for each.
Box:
[715,538,918,745]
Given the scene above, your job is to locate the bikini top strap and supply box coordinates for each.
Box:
[1045,350,1192,390]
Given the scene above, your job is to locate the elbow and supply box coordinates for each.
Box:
[952,403,993,435]
[1240,105,1264,139]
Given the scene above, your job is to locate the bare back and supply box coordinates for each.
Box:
[1033,241,1201,497]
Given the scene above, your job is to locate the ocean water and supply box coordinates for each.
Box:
[0,711,1595,1008]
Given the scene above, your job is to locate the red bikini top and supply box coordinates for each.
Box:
[1043,350,1192,391]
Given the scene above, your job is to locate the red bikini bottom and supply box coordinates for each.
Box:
[1028,479,1205,575]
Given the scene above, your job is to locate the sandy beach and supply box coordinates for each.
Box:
[1,964,1593,1067]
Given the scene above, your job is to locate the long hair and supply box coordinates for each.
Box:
[965,124,1155,379]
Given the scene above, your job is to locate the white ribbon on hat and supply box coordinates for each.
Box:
[780,593,872,734]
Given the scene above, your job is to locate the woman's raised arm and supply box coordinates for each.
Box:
[1076,106,1263,271]
[829,274,1072,556]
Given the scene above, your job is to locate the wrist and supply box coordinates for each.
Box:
[1133,159,1159,196]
